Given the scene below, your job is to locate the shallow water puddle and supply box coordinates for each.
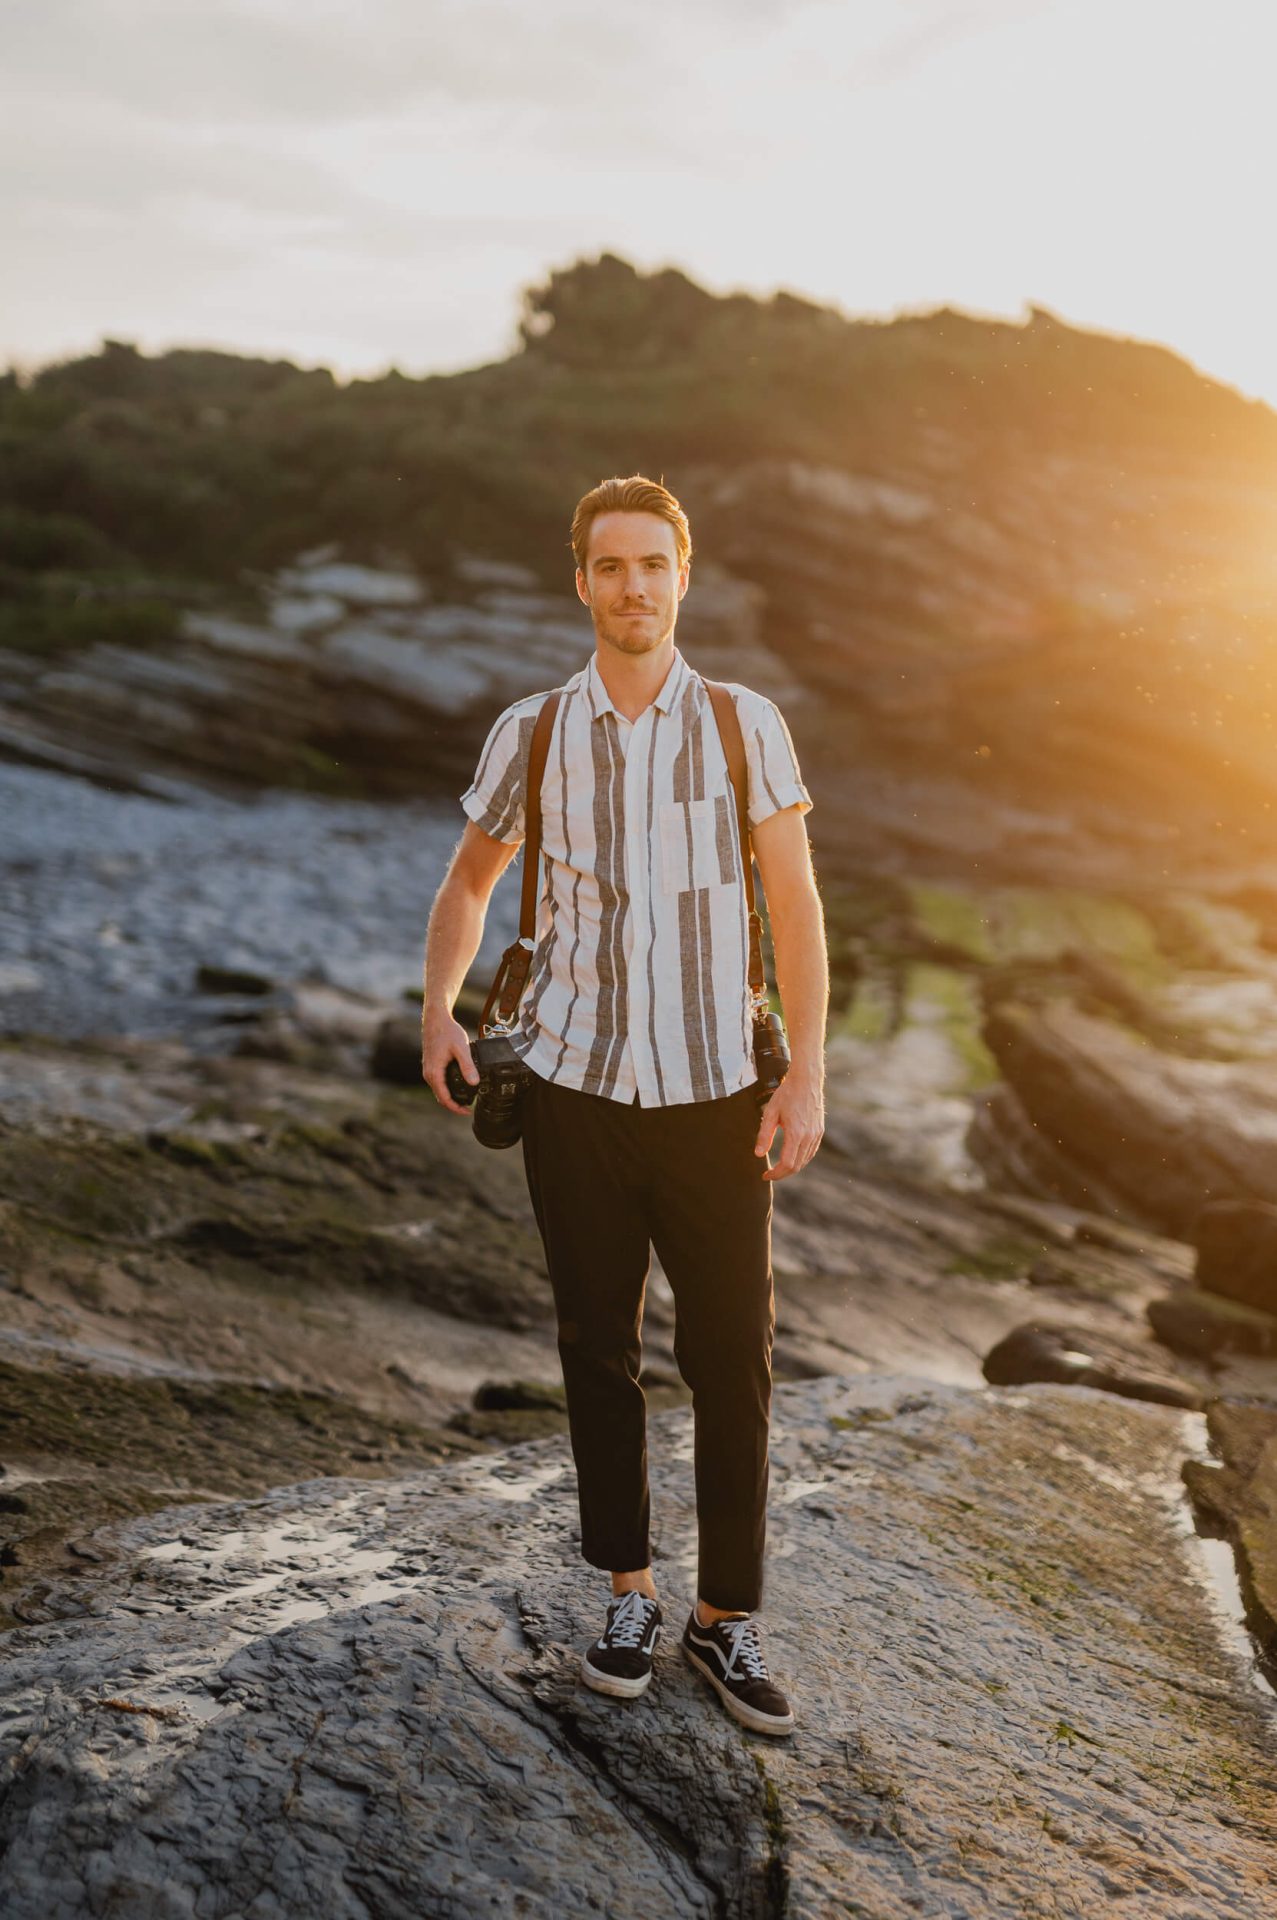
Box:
[1172,1410,1275,1697]
[1052,1420,1274,1696]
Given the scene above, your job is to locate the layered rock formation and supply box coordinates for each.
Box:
[973,999,1277,1237]
[5,258,1277,890]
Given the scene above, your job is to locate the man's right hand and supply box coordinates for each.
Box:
[422,1007,481,1116]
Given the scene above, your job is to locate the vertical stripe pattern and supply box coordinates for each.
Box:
[459,646,812,1107]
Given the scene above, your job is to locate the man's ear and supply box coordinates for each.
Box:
[677,563,690,601]
[575,567,592,607]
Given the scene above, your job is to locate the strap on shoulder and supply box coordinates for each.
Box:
[519,690,561,940]
[702,679,766,1002]
[481,688,562,1031]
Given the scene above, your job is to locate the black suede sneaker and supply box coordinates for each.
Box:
[581,1591,663,1699]
[682,1609,795,1735]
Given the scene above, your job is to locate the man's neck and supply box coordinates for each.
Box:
[595,639,677,723]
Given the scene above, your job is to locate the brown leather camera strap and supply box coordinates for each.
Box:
[702,679,767,1001]
[518,691,561,940]
[480,688,562,1031]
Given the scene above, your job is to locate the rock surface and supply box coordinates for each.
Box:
[1193,1200,1277,1314]
[1147,1289,1277,1361]
[982,1320,1205,1408]
[976,999,1277,1236]
[1185,1399,1277,1670]
[2,1376,1275,1918]
[8,996,1275,1633]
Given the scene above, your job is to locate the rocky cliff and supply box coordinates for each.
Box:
[4,255,1277,888]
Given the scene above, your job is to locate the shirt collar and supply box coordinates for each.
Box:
[584,646,691,722]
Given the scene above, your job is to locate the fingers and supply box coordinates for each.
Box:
[755,1092,810,1177]
[422,1062,462,1115]
[422,1043,479,1118]
[433,1086,473,1118]
[754,1095,782,1160]
[760,1126,824,1181]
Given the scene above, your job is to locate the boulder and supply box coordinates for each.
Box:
[369,1015,425,1087]
[1192,1198,1277,1313]
[1147,1287,1277,1360]
[983,1320,1204,1408]
[473,1378,567,1412]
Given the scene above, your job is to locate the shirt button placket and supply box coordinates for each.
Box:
[623,707,654,1106]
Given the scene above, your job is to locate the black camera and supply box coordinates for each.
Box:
[444,1033,532,1149]
[751,1009,790,1105]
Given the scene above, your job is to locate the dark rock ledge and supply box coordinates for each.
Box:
[2,1376,1275,1919]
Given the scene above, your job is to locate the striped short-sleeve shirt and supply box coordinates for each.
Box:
[459,645,812,1107]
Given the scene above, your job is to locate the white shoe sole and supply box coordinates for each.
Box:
[683,1642,796,1735]
[581,1653,652,1699]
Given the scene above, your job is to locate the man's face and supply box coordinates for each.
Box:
[576,511,689,657]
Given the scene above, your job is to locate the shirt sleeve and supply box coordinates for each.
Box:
[743,696,813,828]
[459,701,535,845]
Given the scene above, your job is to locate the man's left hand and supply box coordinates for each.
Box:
[754,1073,824,1182]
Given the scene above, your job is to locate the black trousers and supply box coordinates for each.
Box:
[521,1068,775,1612]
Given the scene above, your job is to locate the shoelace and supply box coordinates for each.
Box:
[718,1616,769,1683]
[604,1590,658,1648]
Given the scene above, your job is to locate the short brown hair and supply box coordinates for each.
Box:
[570,474,692,573]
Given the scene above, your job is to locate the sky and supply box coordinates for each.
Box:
[5,0,1277,405]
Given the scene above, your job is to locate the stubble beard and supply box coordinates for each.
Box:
[595,608,677,657]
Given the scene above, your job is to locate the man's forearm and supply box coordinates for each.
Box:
[422,878,489,1018]
[768,887,829,1085]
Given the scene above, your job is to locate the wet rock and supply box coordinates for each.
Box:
[1,1377,1274,1917]
[1192,1199,1277,1314]
[1147,1287,1277,1360]
[1183,1399,1277,1672]
[983,1321,1204,1408]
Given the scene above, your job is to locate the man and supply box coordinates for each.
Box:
[421,475,828,1737]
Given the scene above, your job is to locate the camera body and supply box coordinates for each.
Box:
[444,1033,532,1149]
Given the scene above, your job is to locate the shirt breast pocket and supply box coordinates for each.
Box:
[658,795,738,895]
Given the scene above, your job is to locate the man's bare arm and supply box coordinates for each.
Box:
[750,805,828,1180]
[422,820,522,1114]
